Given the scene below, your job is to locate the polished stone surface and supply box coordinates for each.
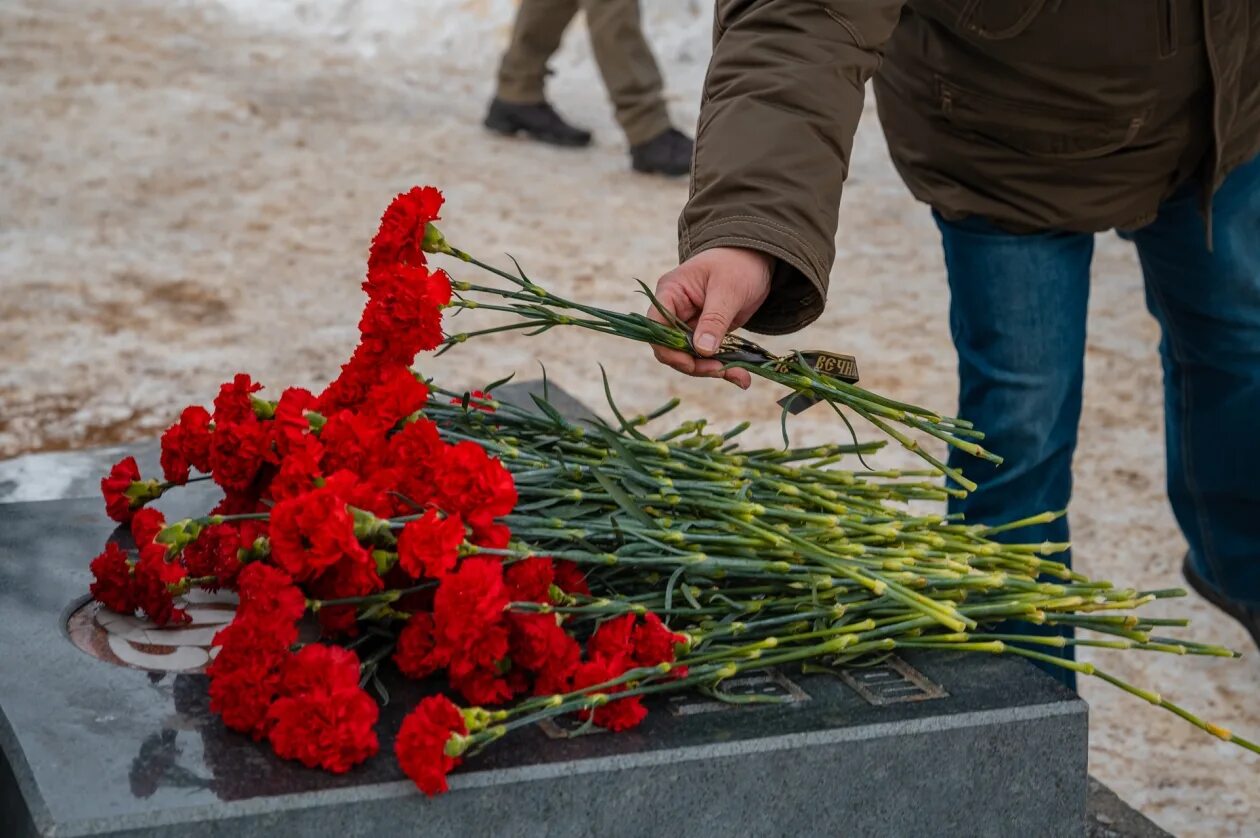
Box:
[1,382,1091,836]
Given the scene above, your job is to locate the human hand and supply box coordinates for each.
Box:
[646,247,773,389]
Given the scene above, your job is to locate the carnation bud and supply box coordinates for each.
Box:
[350,507,392,544]
[444,732,471,758]
[249,395,277,420]
[124,478,164,509]
[422,223,459,258]
[372,549,398,575]
[243,536,270,562]
[461,707,496,733]
[155,517,205,549]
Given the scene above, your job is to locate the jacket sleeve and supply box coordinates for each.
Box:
[679,0,904,335]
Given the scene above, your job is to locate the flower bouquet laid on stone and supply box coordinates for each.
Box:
[88,187,1257,796]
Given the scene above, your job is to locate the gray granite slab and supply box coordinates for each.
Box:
[1086,777,1171,838]
[0,381,1093,836]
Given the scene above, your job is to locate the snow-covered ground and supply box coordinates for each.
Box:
[1,1,1256,831]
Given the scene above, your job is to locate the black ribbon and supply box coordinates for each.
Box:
[687,332,860,414]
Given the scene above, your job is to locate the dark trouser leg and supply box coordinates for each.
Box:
[1127,155,1260,610]
[936,212,1095,691]
[496,0,581,104]
[579,0,671,145]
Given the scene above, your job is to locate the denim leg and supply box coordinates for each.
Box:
[1127,156,1260,608]
[935,212,1095,690]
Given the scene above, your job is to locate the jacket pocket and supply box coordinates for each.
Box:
[911,0,1047,39]
[936,76,1151,161]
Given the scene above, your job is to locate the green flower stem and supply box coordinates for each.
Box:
[307,582,435,611]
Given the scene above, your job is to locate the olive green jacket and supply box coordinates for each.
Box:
[679,0,1260,334]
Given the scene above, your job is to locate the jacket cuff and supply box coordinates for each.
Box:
[678,216,828,335]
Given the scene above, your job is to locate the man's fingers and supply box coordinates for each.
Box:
[653,344,732,379]
[647,272,700,327]
[691,278,745,356]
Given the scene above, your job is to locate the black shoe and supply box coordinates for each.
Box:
[1182,554,1260,652]
[483,98,592,147]
[630,128,693,177]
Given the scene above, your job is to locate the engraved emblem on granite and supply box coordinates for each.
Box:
[535,669,810,737]
[666,669,810,717]
[67,589,238,673]
[839,656,948,705]
[537,715,612,739]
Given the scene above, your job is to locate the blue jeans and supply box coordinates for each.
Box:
[935,155,1260,690]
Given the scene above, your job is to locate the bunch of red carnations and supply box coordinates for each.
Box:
[87,187,686,795]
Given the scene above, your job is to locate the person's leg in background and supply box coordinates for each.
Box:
[936,213,1096,691]
[1127,155,1260,650]
[579,0,692,174]
[486,0,592,147]
[577,1,665,140]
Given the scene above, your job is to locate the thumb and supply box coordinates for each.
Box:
[692,278,744,356]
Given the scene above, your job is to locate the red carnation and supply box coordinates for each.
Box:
[129,508,166,548]
[89,542,136,614]
[132,542,189,626]
[394,612,450,680]
[269,481,371,582]
[588,614,636,668]
[265,645,380,773]
[180,522,254,589]
[397,511,465,579]
[318,410,386,477]
[207,418,269,494]
[433,441,516,546]
[211,486,266,516]
[236,563,306,627]
[365,366,429,430]
[274,643,361,698]
[432,557,509,667]
[212,373,264,425]
[387,418,445,506]
[211,609,298,670]
[317,605,361,639]
[472,522,512,550]
[160,405,212,484]
[207,608,294,736]
[313,353,371,416]
[309,549,384,602]
[508,611,580,674]
[553,560,590,596]
[449,662,516,706]
[270,387,317,455]
[533,655,578,697]
[358,264,451,358]
[571,659,647,733]
[505,557,554,602]
[101,456,157,523]
[396,694,467,796]
[368,186,444,271]
[268,434,325,501]
[208,659,283,737]
[632,612,686,668]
